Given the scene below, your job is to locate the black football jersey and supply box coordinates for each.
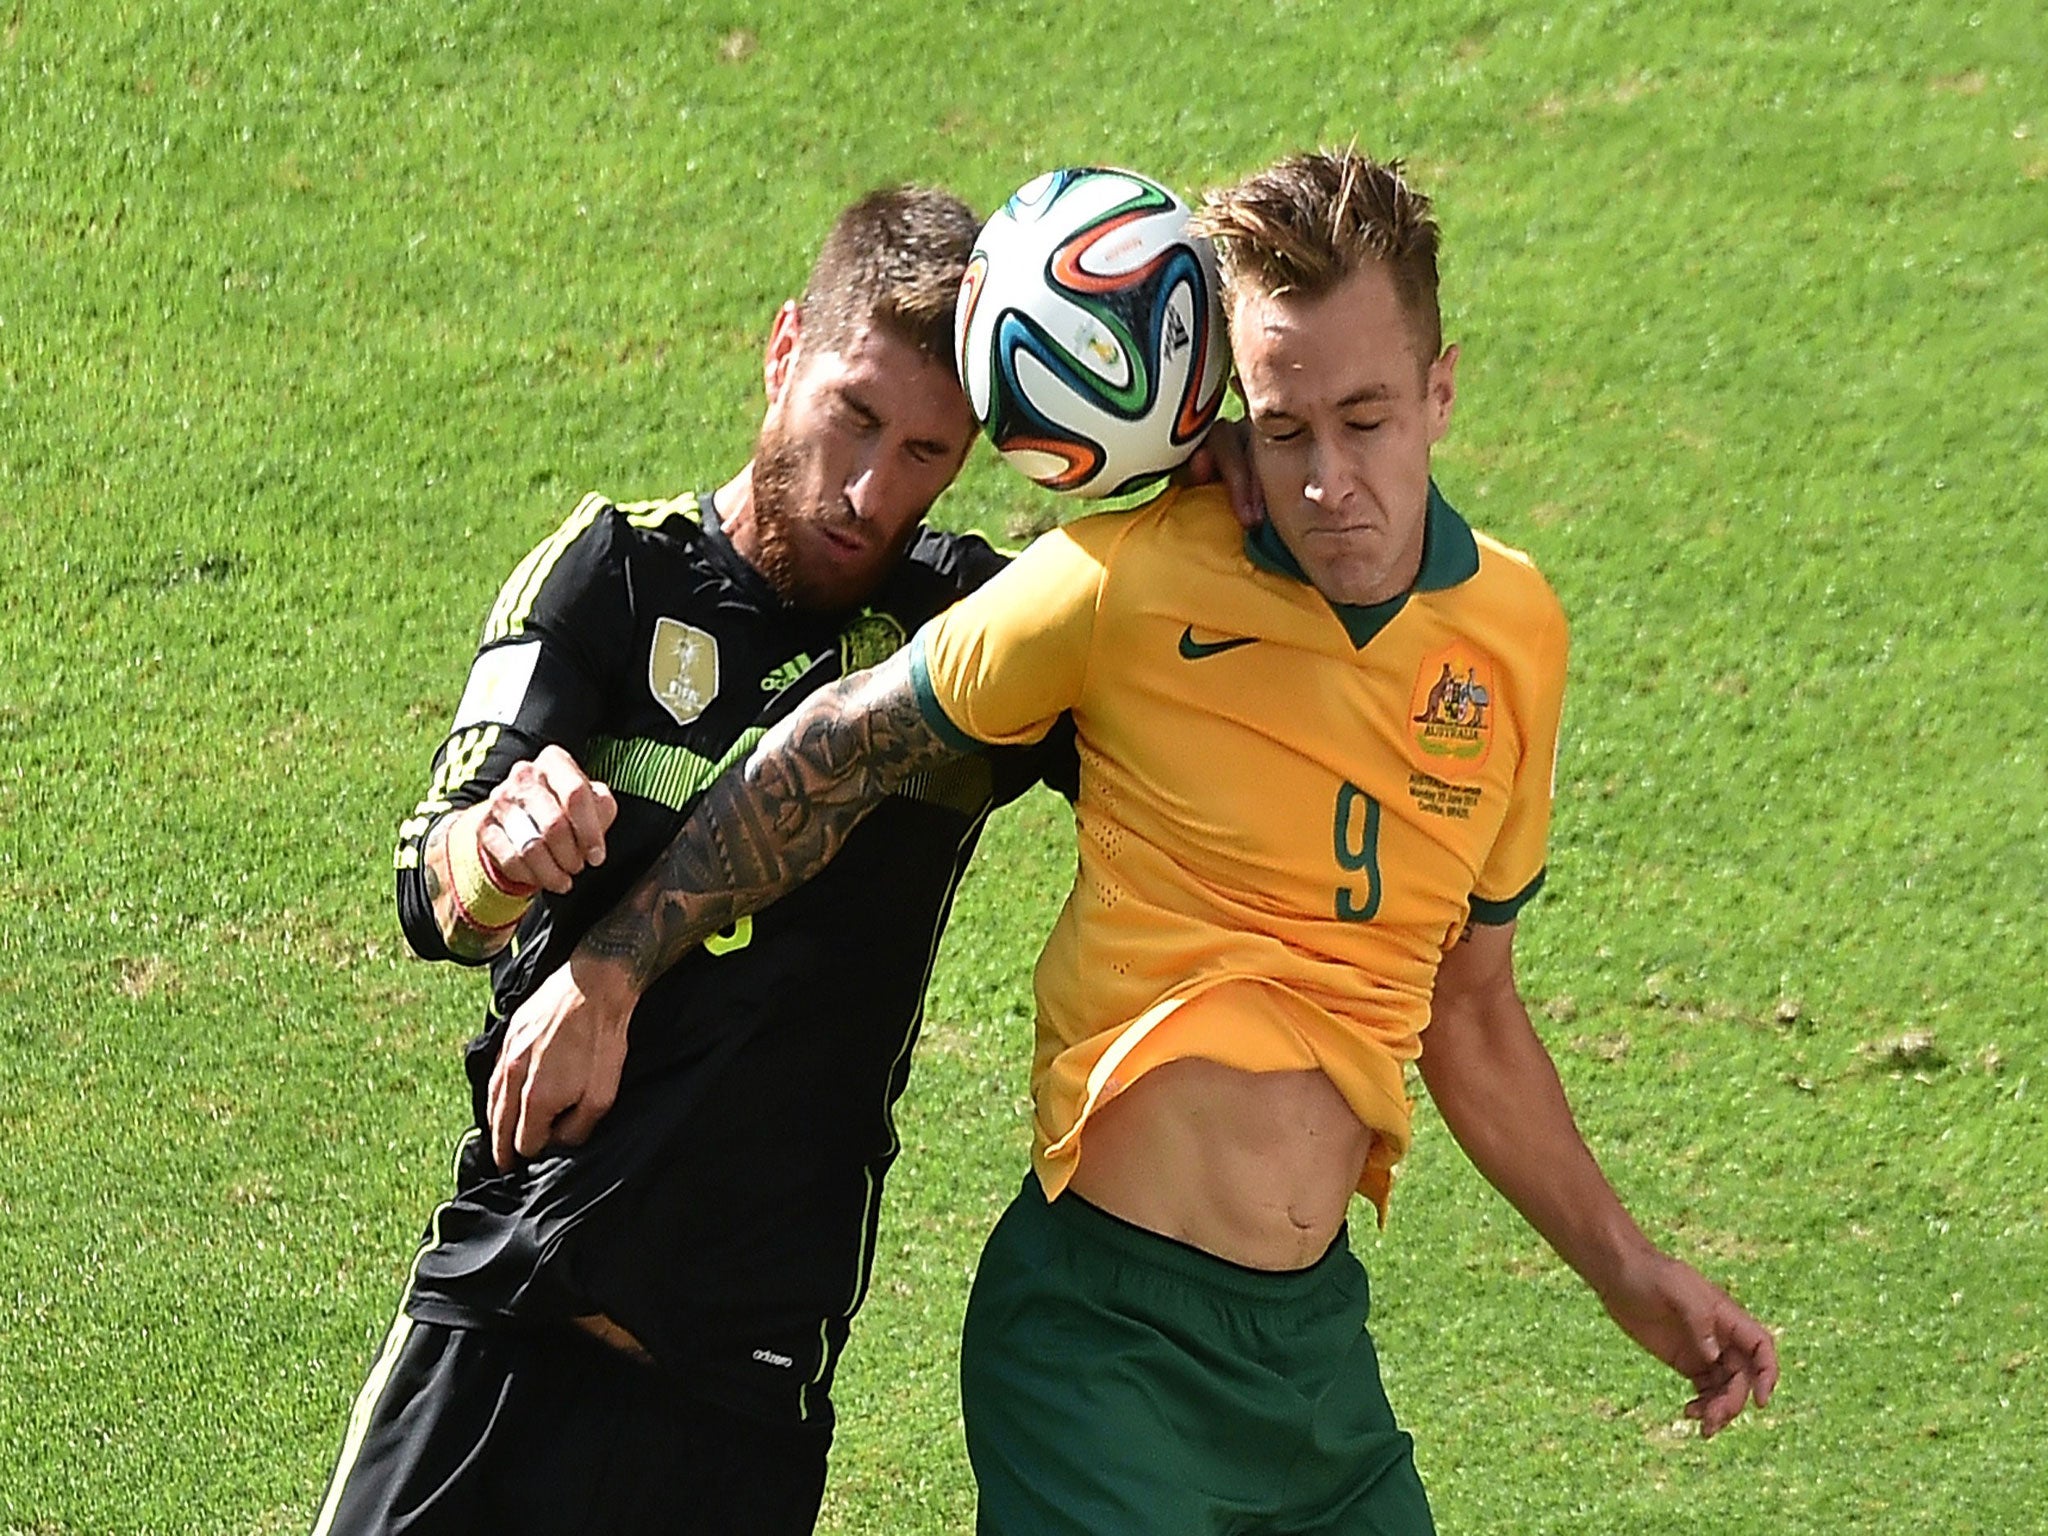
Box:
[391,492,1074,1423]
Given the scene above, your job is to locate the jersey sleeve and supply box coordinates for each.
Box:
[391,496,635,961]
[1468,589,1568,925]
[906,515,1115,750]
[907,525,1083,802]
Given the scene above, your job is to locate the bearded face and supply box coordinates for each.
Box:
[734,322,976,612]
[742,423,808,603]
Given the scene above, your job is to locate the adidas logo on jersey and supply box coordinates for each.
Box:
[760,652,817,693]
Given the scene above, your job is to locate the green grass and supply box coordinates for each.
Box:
[4,0,2044,1529]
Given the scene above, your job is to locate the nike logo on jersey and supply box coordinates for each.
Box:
[1178,626,1258,660]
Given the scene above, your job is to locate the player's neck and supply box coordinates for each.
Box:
[712,464,762,564]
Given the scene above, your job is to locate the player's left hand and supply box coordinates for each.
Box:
[1174,417,1265,529]
[486,954,638,1168]
[1597,1248,1779,1437]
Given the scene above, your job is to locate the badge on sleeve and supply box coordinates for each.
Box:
[649,617,720,726]
[450,640,541,731]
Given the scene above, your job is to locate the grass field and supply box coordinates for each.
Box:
[3,1,2044,1530]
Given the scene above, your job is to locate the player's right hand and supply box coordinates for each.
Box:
[488,952,637,1168]
[478,744,618,895]
[1174,416,1266,530]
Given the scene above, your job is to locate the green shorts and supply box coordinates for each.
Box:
[961,1175,1434,1536]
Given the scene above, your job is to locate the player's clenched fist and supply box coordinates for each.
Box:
[479,744,618,895]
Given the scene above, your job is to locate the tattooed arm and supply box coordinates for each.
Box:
[485,650,968,1168]
[585,650,957,989]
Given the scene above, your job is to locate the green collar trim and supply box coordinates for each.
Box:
[1243,481,1480,648]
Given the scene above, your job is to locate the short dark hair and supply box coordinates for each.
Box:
[1194,150,1443,363]
[797,185,980,369]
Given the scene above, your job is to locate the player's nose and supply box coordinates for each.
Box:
[1303,440,1355,508]
[842,446,882,521]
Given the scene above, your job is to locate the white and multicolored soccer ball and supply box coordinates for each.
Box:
[954,167,1230,499]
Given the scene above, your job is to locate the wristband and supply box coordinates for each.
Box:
[476,832,540,900]
[447,814,537,933]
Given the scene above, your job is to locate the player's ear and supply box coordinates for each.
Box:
[1425,343,1459,445]
[764,301,802,405]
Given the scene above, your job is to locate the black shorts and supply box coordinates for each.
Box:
[311,1316,832,1536]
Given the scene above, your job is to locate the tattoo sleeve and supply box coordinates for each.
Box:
[578,649,968,991]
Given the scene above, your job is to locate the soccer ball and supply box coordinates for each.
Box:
[954,167,1230,499]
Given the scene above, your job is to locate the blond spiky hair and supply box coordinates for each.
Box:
[1194,148,1443,362]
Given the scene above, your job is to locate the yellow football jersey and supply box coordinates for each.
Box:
[911,483,1568,1216]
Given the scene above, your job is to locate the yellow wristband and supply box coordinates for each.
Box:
[447,816,536,933]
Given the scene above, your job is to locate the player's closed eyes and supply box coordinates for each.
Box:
[832,394,882,433]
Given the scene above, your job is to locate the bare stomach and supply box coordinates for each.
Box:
[1065,1057,1373,1271]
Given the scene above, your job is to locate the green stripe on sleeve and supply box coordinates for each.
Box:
[908,631,984,754]
[1469,866,1546,926]
[484,493,608,645]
